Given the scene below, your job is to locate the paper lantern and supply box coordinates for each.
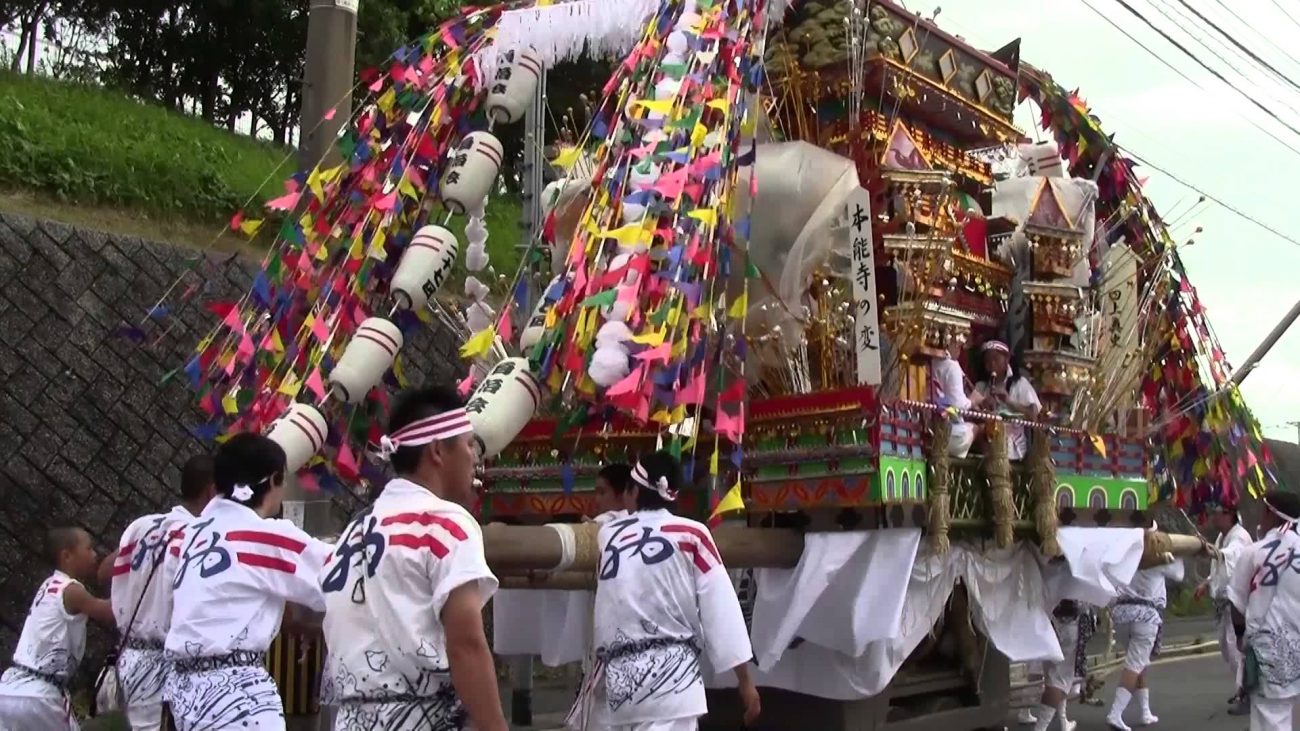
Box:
[328,318,403,404]
[266,404,328,474]
[519,285,558,352]
[466,357,541,459]
[391,225,459,311]
[485,48,543,125]
[440,132,503,215]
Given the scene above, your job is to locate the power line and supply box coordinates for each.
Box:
[1104,0,1300,145]
[1267,0,1300,33]
[1172,0,1300,95]
[1075,0,1300,159]
[1211,0,1300,72]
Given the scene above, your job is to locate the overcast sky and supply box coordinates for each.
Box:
[929,0,1300,443]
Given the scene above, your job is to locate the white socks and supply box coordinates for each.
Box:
[1108,687,1132,730]
[1057,700,1076,731]
[1136,688,1158,724]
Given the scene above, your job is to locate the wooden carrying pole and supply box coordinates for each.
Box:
[484,523,1210,583]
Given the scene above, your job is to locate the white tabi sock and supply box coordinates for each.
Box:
[1108,687,1132,730]
[1031,703,1056,731]
[1135,688,1158,724]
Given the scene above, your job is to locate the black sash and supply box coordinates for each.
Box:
[10,663,72,691]
[172,650,267,674]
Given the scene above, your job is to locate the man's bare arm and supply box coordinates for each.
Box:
[96,553,116,592]
[442,583,508,731]
[63,583,115,627]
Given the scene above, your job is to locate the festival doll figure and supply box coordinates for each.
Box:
[579,451,761,731]
[319,386,509,731]
[1228,490,1300,731]
[96,455,216,731]
[0,527,116,731]
[1105,523,1185,731]
[1193,502,1254,716]
[163,433,332,731]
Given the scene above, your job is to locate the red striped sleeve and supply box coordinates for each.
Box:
[237,552,296,574]
[226,530,307,553]
[389,533,450,558]
[118,540,138,559]
[380,513,469,541]
[111,563,131,577]
[662,524,722,562]
[677,542,713,574]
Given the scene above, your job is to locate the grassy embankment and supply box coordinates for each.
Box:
[0,70,522,275]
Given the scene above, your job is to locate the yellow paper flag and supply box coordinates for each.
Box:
[631,327,666,347]
[706,98,730,112]
[710,449,719,475]
[688,208,717,227]
[727,290,748,319]
[599,223,651,248]
[710,480,746,521]
[221,390,240,415]
[1089,434,1107,458]
[277,372,302,398]
[238,219,264,238]
[633,99,675,115]
[269,330,285,354]
[552,146,584,171]
[460,327,497,359]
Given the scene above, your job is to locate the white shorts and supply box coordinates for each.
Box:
[1045,622,1079,691]
[0,694,78,731]
[1250,694,1296,731]
[949,424,975,458]
[1118,621,1158,673]
[119,646,168,724]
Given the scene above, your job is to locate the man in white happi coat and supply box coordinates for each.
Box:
[930,339,975,458]
[96,455,215,730]
[970,340,1041,461]
[582,451,760,731]
[1229,489,1300,731]
[164,433,332,731]
[1105,529,1184,731]
[320,386,509,731]
[1194,502,1253,715]
[1027,600,1082,731]
[0,527,116,731]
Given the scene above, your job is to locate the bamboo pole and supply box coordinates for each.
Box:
[483,524,1211,587]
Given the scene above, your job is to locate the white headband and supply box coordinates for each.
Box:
[378,408,474,461]
[632,462,677,502]
[230,474,273,503]
[1265,499,1298,524]
[982,340,1010,354]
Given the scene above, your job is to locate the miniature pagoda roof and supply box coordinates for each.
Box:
[1026,178,1078,232]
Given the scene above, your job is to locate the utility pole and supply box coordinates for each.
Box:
[1228,297,1300,387]
[507,64,548,730]
[299,0,359,172]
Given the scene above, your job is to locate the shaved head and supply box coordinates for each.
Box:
[45,526,90,566]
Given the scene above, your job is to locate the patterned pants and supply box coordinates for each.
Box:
[165,665,284,731]
[119,647,168,731]
[0,694,78,731]
[333,701,470,730]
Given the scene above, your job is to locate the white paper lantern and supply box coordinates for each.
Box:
[466,357,541,459]
[519,279,560,351]
[485,48,543,125]
[654,77,683,101]
[391,225,458,311]
[621,201,648,224]
[328,318,403,404]
[589,343,630,387]
[266,403,328,474]
[440,131,503,214]
[666,31,689,55]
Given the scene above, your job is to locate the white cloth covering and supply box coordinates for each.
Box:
[320,478,498,727]
[712,537,1061,700]
[610,720,697,731]
[1230,526,1300,702]
[0,695,77,731]
[1045,527,1145,608]
[1250,694,1296,731]
[591,510,752,726]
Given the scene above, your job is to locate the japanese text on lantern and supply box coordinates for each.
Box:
[845,188,882,386]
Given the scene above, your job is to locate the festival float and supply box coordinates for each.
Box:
[149,0,1276,728]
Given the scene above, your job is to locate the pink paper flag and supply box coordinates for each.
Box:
[497,306,514,343]
[304,368,327,401]
[336,442,360,479]
[368,77,383,93]
[682,370,706,405]
[237,333,255,361]
[373,190,399,212]
[223,309,244,333]
[265,191,300,212]
[310,315,330,342]
[651,168,688,199]
[634,343,671,362]
[714,409,745,441]
[633,393,652,422]
[323,107,337,121]
[297,471,321,492]
[457,373,476,397]
[606,365,646,396]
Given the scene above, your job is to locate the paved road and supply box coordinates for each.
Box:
[1018,654,1254,731]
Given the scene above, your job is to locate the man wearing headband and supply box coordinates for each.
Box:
[1193,502,1253,715]
[1105,523,1185,731]
[319,386,508,731]
[1228,489,1300,731]
[96,455,216,731]
[164,433,332,730]
[971,340,1041,460]
[573,451,760,730]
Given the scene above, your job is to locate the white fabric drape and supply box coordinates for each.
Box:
[492,589,591,667]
